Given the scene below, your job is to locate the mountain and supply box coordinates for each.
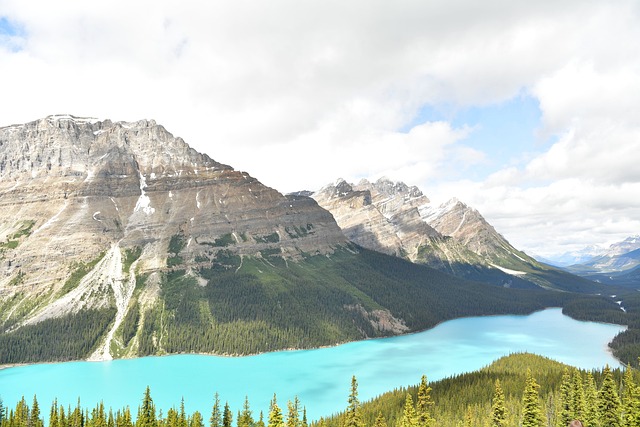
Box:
[1,115,589,365]
[542,246,604,267]
[312,178,601,292]
[563,236,640,286]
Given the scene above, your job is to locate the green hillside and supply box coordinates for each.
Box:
[318,353,636,427]
[0,245,634,364]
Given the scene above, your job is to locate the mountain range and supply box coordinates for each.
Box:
[0,115,630,365]
[311,178,598,292]
[559,235,640,286]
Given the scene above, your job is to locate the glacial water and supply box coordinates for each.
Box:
[0,308,626,421]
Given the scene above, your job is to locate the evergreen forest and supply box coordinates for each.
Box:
[2,353,640,427]
[2,245,640,367]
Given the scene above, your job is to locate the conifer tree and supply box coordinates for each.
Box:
[521,369,543,427]
[190,412,204,427]
[239,397,254,427]
[166,407,179,427]
[344,377,363,427]
[286,398,300,427]
[92,402,107,427]
[571,370,586,421]
[416,375,435,427]
[136,387,156,427]
[16,397,30,427]
[180,398,188,427]
[256,412,265,427]
[463,407,472,427]
[622,368,640,427]
[0,397,5,426]
[210,394,222,427]
[598,365,621,427]
[557,368,572,427]
[222,403,233,427]
[49,400,59,427]
[119,408,133,427]
[59,405,67,427]
[491,379,506,427]
[373,412,387,427]
[584,371,599,427]
[300,409,307,427]
[31,396,44,427]
[268,401,283,427]
[399,394,417,427]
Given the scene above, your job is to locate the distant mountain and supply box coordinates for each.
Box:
[539,245,604,267]
[564,236,640,282]
[0,115,587,365]
[312,178,600,292]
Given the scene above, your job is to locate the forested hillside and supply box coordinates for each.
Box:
[1,244,635,364]
[1,353,637,427]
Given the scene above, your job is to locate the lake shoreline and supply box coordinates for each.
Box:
[0,306,627,371]
[0,307,626,422]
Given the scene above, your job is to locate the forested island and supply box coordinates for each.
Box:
[1,354,638,427]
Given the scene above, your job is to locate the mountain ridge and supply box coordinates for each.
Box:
[311,177,601,292]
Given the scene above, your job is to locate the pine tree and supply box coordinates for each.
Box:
[256,412,265,427]
[416,375,435,427]
[238,397,254,427]
[521,369,543,427]
[557,368,572,427]
[222,403,233,427]
[136,387,156,427]
[16,397,30,427]
[399,394,417,427]
[373,412,387,427]
[210,394,222,427]
[166,408,179,427]
[0,397,5,426]
[584,371,599,427]
[463,407,473,427]
[286,399,299,427]
[300,409,307,427]
[344,377,363,427]
[49,400,59,427]
[179,399,188,427]
[491,379,507,427]
[119,408,133,427]
[190,412,204,427]
[622,368,640,427]
[598,365,621,427]
[571,370,586,421]
[268,400,283,427]
[30,396,43,427]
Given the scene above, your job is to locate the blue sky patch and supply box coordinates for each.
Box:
[405,93,554,181]
[0,16,20,36]
[0,16,25,51]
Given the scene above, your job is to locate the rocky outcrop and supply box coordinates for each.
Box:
[0,115,346,343]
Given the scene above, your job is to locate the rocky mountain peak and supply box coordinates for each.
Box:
[334,179,354,197]
[0,116,346,337]
[369,177,425,201]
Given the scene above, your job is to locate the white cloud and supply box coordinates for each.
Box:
[1,0,639,256]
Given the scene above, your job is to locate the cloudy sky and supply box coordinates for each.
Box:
[1,0,639,259]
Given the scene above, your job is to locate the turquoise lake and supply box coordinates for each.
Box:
[0,308,626,421]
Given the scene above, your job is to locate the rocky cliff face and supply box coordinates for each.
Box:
[313,178,579,289]
[0,115,346,358]
[313,178,439,259]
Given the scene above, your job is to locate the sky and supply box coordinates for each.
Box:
[0,0,639,260]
